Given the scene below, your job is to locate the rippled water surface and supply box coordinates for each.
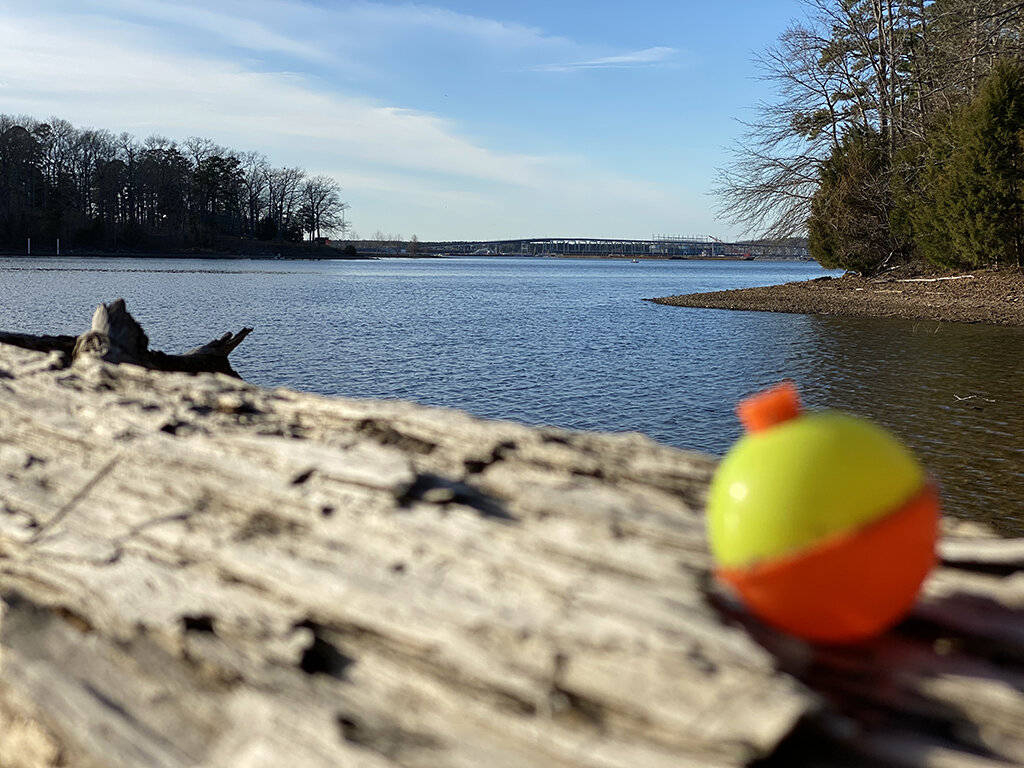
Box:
[2,256,1022,533]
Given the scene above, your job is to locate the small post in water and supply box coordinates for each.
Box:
[57,239,60,256]
[27,237,31,256]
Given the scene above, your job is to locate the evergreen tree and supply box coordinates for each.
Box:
[909,61,1024,268]
[809,127,903,272]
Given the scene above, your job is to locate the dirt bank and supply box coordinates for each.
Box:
[648,266,1024,325]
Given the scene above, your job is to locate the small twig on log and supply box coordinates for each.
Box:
[29,453,122,543]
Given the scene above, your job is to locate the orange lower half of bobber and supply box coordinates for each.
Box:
[717,482,940,644]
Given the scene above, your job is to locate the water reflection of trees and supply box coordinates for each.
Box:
[794,316,1024,534]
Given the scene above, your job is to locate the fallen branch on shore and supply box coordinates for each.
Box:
[892,274,975,283]
[0,305,1022,767]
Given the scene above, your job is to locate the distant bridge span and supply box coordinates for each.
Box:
[416,236,809,259]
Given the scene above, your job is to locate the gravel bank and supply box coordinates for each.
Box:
[648,267,1024,325]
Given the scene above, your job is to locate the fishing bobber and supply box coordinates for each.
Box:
[706,381,940,643]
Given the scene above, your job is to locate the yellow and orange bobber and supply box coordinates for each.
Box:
[706,381,940,644]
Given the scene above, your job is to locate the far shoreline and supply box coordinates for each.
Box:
[0,249,371,262]
[647,266,1024,327]
[0,250,817,264]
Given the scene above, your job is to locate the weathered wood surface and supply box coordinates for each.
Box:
[0,324,1022,766]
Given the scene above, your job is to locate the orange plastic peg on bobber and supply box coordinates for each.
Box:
[735,380,802,432]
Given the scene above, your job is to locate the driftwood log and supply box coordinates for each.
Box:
[0,303,1022,768]
[0,299,252,377]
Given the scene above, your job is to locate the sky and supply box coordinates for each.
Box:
[0,0,808,241]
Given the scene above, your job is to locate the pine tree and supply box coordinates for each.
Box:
[808,127,902,272]
[910,61,1024,268]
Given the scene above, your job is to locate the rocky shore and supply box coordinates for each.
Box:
[649,266,1024,325]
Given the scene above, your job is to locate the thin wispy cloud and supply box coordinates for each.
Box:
[97,0,332,63]
[0,14,544,185]
[340,3,571,50]
[536,46,678,72]
[20,0,578,78]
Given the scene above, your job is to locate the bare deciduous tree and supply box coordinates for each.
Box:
[0,113,351,251]
[298,174,347,241]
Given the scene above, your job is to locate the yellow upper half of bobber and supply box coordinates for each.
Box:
[707,411,925,570]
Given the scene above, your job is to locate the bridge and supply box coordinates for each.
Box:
[412,235,809,259]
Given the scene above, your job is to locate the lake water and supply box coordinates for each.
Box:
[2,256,1022,534]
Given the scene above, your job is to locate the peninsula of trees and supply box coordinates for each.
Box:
[0,115,349,253]
[717,0,1024,274]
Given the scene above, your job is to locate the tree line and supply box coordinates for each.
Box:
[0,114,349,252]
[717,0,1024,272]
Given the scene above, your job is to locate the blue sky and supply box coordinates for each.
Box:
[0,1,807,240]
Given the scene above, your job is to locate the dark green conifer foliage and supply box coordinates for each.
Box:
[808,129,901,273]
[910,62,1024,269]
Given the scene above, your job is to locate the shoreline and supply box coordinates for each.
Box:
[0,252,457,262]
[0,250,808,263]
[648,266,1024,326]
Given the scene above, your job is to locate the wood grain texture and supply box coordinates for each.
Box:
[0,325,1022,767]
